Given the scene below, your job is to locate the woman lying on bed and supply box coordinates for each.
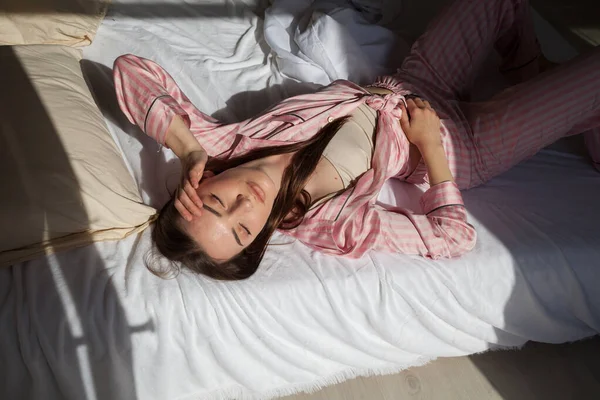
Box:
[113,0,600,280]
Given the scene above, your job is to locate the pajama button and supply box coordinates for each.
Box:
[327,116,334,123]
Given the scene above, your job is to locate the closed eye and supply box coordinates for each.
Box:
[240,223,251,236]
[211,194,225,208]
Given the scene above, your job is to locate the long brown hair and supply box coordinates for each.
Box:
[149,117,349,280]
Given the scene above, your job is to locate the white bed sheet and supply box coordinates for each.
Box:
[1,1,599,399]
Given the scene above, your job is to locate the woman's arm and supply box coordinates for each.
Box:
[323,186,476,259]
[113,54,193,146]
[304,105,476,258]
[113,55,218,220]
[335,97,474,259]
[112,54,233,155]
[400,97,454,185]
[287,96,476,258]
[165,115,205,159]
[420,143,454,185]
[165,115,210,221]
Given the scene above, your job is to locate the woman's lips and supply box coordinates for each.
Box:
[248,181,265,204]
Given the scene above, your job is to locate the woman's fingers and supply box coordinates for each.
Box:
[399,103,410,131]
[409,96,435,111]
[174,182,203,222]
[406,98,417,111]
[189,170,199,189]
[415,98,430,109]
[174,197,194,222]
[183,174,203,207]
[181,181,203,213]
[182,149,208,189]
[189,165,204,189]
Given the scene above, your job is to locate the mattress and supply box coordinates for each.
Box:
[1,0,599,399]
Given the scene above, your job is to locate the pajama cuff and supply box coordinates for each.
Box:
[145,95,190,147]
[420,181,465,214]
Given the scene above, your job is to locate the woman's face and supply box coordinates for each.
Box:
[180,162,280,261]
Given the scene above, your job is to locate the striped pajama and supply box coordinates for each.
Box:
[377,0,600,188]
[114,0,599,260]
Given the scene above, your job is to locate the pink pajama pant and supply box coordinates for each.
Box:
[396,0,600,189]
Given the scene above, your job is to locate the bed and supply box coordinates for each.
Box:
[1,0,599,399]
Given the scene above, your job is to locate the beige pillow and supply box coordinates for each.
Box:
[0,45,156,267]
[0,0,109,46]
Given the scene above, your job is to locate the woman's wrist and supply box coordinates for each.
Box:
[165,115,205,159]
[418,141,454,185]
[416,140,444,158]
[180,142,205,158]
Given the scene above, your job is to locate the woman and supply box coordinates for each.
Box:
[114,0,600,280]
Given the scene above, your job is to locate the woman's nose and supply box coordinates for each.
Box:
[235,193,252,211]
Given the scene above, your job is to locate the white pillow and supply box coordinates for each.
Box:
[0,45,156,267]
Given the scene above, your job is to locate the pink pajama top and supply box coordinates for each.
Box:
[113,54,476,259]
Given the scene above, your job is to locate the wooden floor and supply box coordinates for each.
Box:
[282,337,600,400]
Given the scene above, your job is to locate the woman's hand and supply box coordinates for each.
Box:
[175,149,208,222]
[400,98,454,185]
[164,115,209,221]
[399,98,442,151]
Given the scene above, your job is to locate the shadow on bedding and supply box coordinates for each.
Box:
[462,149,600,396]
[0,47,142,400]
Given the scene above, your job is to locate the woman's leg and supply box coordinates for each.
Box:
[463,47,600,186]
[399,0,541,100]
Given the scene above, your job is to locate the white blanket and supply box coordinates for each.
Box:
[264,0,410,85]
[1,1,599,399]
